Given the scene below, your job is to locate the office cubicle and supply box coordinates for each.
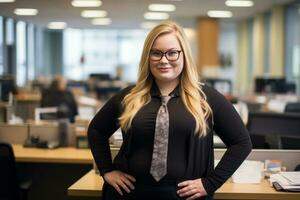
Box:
[0,124,28,144]
[0,123,76,147]
[0,123,91,200]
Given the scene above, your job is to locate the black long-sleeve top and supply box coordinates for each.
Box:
[88,83,252,195]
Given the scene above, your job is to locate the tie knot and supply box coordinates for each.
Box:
[161,96,171,105]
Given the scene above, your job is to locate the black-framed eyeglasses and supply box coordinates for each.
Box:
[149,49,182,61]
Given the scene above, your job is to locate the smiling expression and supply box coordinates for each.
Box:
[149,33,184,85]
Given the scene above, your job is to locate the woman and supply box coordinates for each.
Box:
[88,21,252,200]
[41,75,78,123]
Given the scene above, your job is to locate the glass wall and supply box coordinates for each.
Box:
[118,30,146,82]
[285,3,300,94]
[64,29,147,82]
[27,24,35,81]
[218,21,238,87]
[5,18,14,46]
[16,21,26,86]
[83,30,119,78]
[0,17,3,75]
[5,18,15,75]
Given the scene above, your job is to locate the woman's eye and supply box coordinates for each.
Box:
[167,51,177,56]
[151,51,162,57]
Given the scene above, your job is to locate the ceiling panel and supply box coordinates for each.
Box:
[0,0,293,29]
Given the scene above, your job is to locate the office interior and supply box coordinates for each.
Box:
[0,0,300,200]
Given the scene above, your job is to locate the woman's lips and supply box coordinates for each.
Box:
[158,67,171,72]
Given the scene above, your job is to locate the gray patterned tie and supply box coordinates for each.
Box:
[150,95,171,182]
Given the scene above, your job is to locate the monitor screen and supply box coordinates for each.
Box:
[247,112,300,149]
[0,75,17,102]
[67,81,89,93]
[89,73,111,81]
[255,77,286,93]
[204,78,232,95]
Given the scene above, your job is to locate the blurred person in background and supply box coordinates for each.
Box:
[41,75,78,123]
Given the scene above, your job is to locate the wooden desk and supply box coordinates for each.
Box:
[68,169,104,197]
[68,170,300,200]
[12,144,93,164]
[10,144,94,200]
[15,93,41,102]
[214,180,299,200]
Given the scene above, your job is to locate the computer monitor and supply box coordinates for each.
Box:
[204,78,232,95]
[89,73,111,81]
[255,77,286,94]
[285,82,296,94]
[67,81,90,93]
[247,112,300,149]
[0,75,17,102]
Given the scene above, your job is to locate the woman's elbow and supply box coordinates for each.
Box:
[245,138,252,155]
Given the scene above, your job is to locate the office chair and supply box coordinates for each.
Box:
[284,102,300,113]
[0,143,31,200]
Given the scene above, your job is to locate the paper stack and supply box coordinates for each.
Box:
[270,171,300,192]
[231,160,264,184]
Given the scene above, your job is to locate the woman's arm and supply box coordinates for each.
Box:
[88,92,121,175]
[201,86,252,195]
[88,86,133,175]
[88,86,137,195]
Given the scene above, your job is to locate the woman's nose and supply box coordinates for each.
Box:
[160,54,169,63]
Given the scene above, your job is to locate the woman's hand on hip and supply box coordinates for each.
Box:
[177,178,207,200]
[103,170,136,196]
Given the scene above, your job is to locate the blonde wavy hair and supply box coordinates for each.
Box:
[119,21,212,137]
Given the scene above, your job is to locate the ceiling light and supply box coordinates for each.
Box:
[148,4,176,12]
[91,18,111,25]
[81,10,107,18]
[207,10,232,18]
[0,0,15,2]
[141,22,158,29]
[144,12,169,20]
[48,22,67,29]
[225,0,254,7]
[14,8,38,16]
[72,0,102,7]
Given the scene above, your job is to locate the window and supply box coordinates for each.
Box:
[5,18,14,45]
[82,30,118,78]
[64,29,147,82]
[27,23,35,80]
[63,29,82,80]
[285,3,300,94]
[118,30,145,81]
[16,21,26,86]
[0,17,3,75]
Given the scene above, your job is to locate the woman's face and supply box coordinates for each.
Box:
[149,33,184,85]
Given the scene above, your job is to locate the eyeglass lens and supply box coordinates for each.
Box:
[150,50,181,61]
